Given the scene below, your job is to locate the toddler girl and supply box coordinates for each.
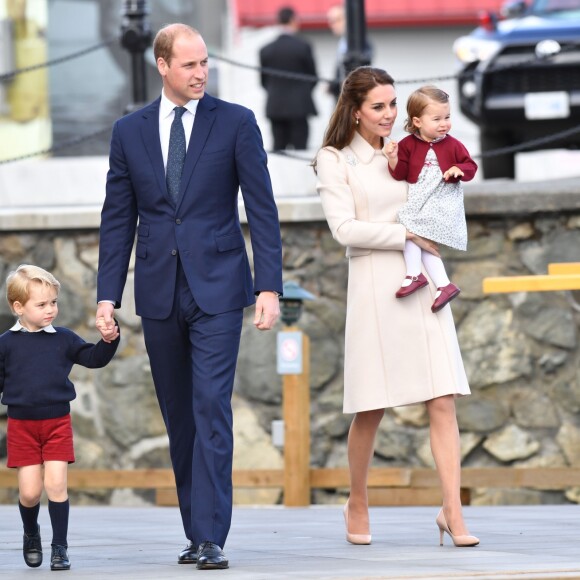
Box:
[386,85,477,312]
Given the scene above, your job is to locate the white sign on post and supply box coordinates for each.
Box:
[277,331,303,375]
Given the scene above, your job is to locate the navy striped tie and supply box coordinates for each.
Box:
[166,106,187,204]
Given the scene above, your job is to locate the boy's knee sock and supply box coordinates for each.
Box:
[19,501,40,535]
[48,499,69,547]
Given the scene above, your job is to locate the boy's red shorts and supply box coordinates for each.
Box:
[6,415,75,468]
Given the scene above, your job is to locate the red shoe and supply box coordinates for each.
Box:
[431,283,461,313]
[395,273,429,298]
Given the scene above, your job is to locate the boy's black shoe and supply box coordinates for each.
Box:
[23,525,43,568]
[50,544,70,571]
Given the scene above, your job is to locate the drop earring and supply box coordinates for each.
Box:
[355,117,359,125]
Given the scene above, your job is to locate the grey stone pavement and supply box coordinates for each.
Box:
[1,505,580,579]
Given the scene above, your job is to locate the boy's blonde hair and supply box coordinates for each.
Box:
[404,85,450,134]
[6,264,60,313]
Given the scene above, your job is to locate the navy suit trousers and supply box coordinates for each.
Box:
[141,261,243,547]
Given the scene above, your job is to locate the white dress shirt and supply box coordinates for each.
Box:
[159,90,199,171]
[11,320,56,333]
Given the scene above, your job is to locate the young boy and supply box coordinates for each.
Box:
[0,265,120,571]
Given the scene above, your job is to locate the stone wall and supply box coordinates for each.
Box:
[1,203,579,506]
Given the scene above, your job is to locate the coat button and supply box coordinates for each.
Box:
[175,218,181,224]
[171,249,177,256]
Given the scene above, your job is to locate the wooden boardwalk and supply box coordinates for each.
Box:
[1,504,579,579]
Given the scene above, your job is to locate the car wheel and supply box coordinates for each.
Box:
[479,129,515,179]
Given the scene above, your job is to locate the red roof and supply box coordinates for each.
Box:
[234,0,505,28]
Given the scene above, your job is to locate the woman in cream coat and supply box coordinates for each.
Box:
[315,67,478,548]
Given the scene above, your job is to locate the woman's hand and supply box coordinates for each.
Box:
[407,232,440,257]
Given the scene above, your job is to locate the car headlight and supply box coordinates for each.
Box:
[453,36,501,64]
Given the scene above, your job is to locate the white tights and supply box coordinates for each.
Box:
[402,240,450,288]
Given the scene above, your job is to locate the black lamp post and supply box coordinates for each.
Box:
[121,0,151,112]
[342,0,371,76]
[279,281,316,327]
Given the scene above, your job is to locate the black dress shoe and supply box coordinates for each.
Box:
[23,525,42,568]
[50,544,71,571]
[177,540,197,564]
[196,541,229,570]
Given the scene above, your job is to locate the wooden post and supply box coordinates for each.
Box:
[282,327,311,506]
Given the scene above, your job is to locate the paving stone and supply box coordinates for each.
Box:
[1,505,579,579]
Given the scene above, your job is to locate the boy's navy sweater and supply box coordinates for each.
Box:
[0,327,120,420]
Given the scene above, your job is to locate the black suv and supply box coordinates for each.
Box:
[453,0,580,178]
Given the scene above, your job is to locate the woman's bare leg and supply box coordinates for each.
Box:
[346,408,384,534]
[425,395,470,535]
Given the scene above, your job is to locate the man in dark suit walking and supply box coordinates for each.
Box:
[259,6,318,150]
[95,23,283,570]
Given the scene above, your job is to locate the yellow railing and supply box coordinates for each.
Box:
[483,262,580,294]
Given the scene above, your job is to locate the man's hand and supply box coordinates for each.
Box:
[253,291,280,331]
[95,302,119,343]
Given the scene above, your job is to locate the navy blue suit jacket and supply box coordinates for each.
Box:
[98,93,283,318]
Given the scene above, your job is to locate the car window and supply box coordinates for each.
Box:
[533,0,580,13]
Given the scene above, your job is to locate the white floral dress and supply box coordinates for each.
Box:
[398,147,467,251]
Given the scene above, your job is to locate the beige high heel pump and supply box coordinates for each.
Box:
[436,508,479,547]
[343,500,372,545]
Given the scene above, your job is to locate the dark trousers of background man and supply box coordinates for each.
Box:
[270,118,308,150]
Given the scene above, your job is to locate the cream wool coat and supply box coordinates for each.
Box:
[316,132,470,413]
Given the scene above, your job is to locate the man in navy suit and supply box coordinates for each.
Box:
[95,23,283,570]
[259,6,318,150]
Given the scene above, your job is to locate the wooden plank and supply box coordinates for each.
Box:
[368,487,442,506]
[460,467,520,487]
[313,467,580,491]
[368,487,470,506]
[155,488,178,506]
[519,467,580,489]
[408,468,440,488]
[310,467,411,488]
[233,469,284,487]
[548,262,580,275]
[460,467,580,489]
[3,467,580,492]
[0,469,176,489]
[154,487,457,508]
[0,469,17,486]
[0,468,284,489]
[67,469,175,488]
[482,274,580,294]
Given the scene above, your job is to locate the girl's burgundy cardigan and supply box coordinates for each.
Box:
[389,134,478,184]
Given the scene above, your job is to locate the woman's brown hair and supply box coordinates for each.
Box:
[313,66,394,170]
